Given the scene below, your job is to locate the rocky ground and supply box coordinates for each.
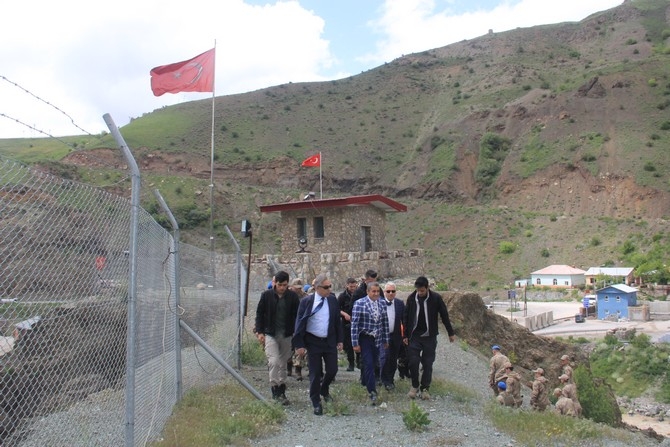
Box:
[241,333,665,447]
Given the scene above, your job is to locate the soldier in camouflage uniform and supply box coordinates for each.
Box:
[530,368,550,411]
[553,388,577,416]
[496,381,515,407]
[489,345,509,396]
[559,374,582,416]
[500,362,523,408]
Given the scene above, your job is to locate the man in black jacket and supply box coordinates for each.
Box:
[402,276,455,401]
[254,270,301,405]
[337,277,358,371]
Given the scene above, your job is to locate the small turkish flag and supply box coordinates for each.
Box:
[301,154,321,167]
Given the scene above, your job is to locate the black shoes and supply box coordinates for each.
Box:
[384,383,395,391]
[370,391,378,406]
[313,404,323,415]
[346,364,355,372]
[321,394,333,403]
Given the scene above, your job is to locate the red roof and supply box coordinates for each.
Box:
[259,194,407,213]
[532,265,586,275]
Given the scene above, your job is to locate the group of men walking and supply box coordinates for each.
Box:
[254,270,455,415]
[490,347,582,417]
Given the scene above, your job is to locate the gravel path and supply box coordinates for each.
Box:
[248,334,663,447]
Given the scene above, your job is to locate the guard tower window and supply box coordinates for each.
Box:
[297,218,307,239]
[313,216,324,238]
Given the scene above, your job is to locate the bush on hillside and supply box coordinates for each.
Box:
[575,365,620,426]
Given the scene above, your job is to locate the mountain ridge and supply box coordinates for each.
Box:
[3,0,670,290]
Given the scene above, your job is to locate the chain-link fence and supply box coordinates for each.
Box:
[0,152,243,446]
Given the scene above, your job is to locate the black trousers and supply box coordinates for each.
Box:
[305,333,339,407]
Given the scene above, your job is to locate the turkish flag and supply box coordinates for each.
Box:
[150,48,215,96]
[301,154,321,167]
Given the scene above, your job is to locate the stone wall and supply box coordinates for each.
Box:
[219,249,424,290]
[278,206,387,254]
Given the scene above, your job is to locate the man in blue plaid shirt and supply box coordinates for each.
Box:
[351,281,389,405]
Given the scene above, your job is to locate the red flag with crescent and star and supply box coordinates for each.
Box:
[150,48,215,96]
[301,154,321,167]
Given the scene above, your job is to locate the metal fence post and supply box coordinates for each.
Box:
[224,225,242,369]
[153,189,182,400]
[103,113,140,447]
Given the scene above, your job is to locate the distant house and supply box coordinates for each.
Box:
[584,267,635,287]
[531,265,586,288]
[596,284,638,320]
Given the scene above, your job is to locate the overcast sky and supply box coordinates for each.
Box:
[0,0,622,139]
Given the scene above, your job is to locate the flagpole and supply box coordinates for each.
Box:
[319,151,323,199]
[209,41,217,285]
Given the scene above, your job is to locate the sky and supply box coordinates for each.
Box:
[0,0,623,139]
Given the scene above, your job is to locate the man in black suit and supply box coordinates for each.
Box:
[293,273,343,415]
[380,281,405,391]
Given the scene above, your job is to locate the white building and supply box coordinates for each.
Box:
[531,265,586,288]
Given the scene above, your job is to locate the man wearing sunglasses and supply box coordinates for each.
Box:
[380,282,405,391]
[293,274,343,415]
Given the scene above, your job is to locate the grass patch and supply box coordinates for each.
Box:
[485,402,636,445]
[151,384,284,447]
[239,335,266,367]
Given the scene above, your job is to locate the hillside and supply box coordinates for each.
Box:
[2,0,670,291]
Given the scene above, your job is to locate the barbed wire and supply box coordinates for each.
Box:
[1,75,96,138]
[0,76,138,188]
[0,112,82,149]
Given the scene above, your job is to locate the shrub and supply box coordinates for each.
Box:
[499,241,516,254]
[660,121,670,130]
[644,162,656,172]
[541,248,550,257]
[574,366,620,426]
[402,401,431,431]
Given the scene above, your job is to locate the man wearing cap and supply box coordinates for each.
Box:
[560,354,574,384]
[501,362,523,407]
[553,388,577,416]
[559,373,582,416]
[489,345,509,396]
[496,381,515,407]
[530,368,550,411]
